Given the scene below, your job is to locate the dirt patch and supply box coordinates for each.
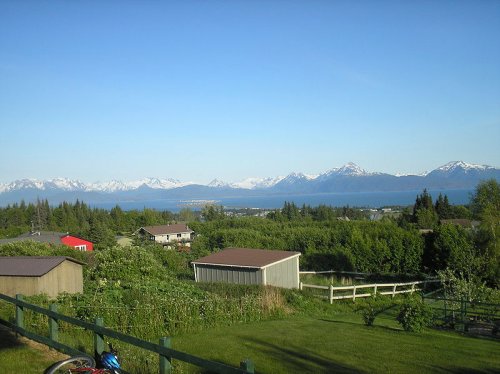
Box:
[0,324,68,361]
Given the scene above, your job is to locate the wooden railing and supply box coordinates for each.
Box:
[300,280,439,303]
[0,293,254,374]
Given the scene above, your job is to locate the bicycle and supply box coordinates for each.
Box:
[46,343,121,374]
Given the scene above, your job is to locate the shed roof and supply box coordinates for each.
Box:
[0,256,84,277]
[140,224,193,235]
[192,248,301,269]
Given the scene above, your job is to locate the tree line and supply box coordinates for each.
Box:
[0,199,191,249]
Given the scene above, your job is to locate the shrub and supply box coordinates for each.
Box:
[396,295,433,332]
[356,294,392,326]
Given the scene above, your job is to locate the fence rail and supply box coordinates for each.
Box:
[300,280,439,303]
[0,293,254,374]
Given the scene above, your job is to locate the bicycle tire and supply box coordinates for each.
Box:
[46,355,96,374]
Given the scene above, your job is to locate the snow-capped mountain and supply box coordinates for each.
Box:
[0,161,498,206]
[317,162,373,181]
[231,176,285,189]
[0,178,88,193]
[431,161,494,174]
[207,179,231,188]
[89,178,191,192]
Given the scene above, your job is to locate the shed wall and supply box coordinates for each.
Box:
[0,261,83,298]
[0,276,39,297]
[39,261,83,297]
[265,257,300,289]
[196,265,262,285]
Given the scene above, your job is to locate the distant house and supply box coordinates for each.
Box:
[135,224,194,247]
[0,231,93,251]
[192,248,301,289]
[440,219,480,229]
[0,256,84,298]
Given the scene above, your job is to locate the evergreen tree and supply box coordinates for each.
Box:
[412,189,438,229]
[435,193,453,220]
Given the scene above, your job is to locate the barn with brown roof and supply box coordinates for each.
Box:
[0,256,84,298]
[192,248,301,289]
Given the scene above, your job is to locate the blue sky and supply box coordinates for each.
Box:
[1,1,499,184]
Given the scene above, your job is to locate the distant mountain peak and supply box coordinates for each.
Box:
[322,162,370,178]
[208,179,230,188]
[436,161,492,172]
[231,176,285,189]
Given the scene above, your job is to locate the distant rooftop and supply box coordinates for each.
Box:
[140,224,193,235]
[0,231,67,246]
[0,256,85,277]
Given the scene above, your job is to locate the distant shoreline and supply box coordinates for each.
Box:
[89,189,473,212]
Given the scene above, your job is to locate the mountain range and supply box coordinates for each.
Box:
[0,161,498,206]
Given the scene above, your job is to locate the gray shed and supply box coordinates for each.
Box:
[192,248,301,289]
[0,256,84,298]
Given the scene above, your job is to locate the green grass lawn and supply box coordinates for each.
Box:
[0,325,67,373]
[1,303,498,374]
[172,310,500,373]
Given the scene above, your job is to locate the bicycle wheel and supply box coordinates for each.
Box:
[45,355,96,374]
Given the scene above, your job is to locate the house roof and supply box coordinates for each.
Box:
[0,231,93,246]
[192,248,301,269]
[140,224,193,235]
[440,219,480,228]
[0,231,66,246]
[0,256,85,277]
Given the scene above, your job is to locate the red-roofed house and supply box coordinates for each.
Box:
[60,235,94,251]
[0,232,93,251]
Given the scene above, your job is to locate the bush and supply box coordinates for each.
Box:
[396,295,433,332]
[356,294,392,326]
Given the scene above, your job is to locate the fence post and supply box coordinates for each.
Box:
[352,286,357,302]
[299,282,303,291]
[461,299,468,332]
[159,337,172,374]
[49,303,58,343]
[392,284,397,298]
[240,359,255,374]
[15,294,24,330]
[411,283,416,294]
[94,317,105,356]
[373,285,378,297]
[329,285,333,304]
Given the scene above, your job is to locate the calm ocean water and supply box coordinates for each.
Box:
[92,189,473,212]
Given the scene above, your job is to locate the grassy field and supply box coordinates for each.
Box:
[1,307,498,373]
[0,325,67,373]
[172,310,500,373]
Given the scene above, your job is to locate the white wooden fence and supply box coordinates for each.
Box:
[299,280,439,303]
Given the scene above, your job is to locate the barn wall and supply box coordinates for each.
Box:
[0,261,83,298]
[0,276,40,297]
[39,261,83,297]
[265,256,300,289]
[196,265,262,285]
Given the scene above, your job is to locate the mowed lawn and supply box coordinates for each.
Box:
[173,313,500,373]
[0,325,67,373]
